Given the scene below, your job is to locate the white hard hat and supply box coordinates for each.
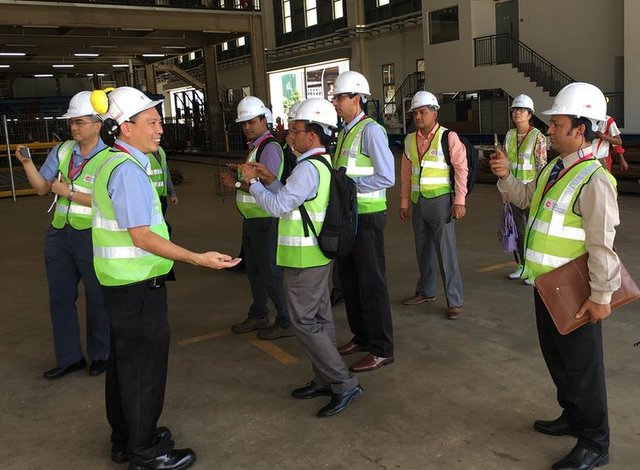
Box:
[264,108,273,124]
[97,86,162,125]
[236,96,268,123]
[61,91,100,119]
[511,94,534,112]
[292,98,338,136]
[333,71,371,102]
[410,91,440,111]
[542,82,607,130]
[287,101,303,120]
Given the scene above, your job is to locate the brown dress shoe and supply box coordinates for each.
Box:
[401,294,436,305]
[349,353,394,372]
[337,340,368,356]
[447,306,464,320]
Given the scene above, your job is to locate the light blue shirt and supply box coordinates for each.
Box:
[342,111,395,193]
[107,139,157,229]
[39,138,108,181]
[249,147,326,217]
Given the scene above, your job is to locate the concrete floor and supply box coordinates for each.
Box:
[1,159,639,470]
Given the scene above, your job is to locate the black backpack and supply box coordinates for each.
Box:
[299,156,358,259]
[441,129,479,195]
[256,137,296,184]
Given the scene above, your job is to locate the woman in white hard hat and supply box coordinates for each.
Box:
[501,94,547,281]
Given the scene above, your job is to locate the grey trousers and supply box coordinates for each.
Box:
[283,265,358,393]
[412,194,464,307]
[509,202,529,265]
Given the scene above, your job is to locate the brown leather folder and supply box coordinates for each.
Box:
[534,253,640,335]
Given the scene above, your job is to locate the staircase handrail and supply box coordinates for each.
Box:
[474,33,574,95]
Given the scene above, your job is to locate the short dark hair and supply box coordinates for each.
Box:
[304,122,332,146]
[571,116,596,141]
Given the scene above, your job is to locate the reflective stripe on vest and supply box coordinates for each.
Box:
[51,141,110,230]
[505,128,540,183]
[406,126,452,202]
[276,155,331,268]
[523,157,614,282]
[91,152,173,286]
[334,118,387,214]
[147,147,168,197]
[236,142,284,219]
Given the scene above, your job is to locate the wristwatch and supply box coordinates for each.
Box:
[249,178,259,185]
[234,180,242,189]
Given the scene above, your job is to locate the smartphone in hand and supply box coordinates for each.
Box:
[19,147,32,160]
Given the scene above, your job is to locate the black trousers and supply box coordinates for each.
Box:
[103,278,173,460]
[243,217,289,327]
[534,291,609,453]
[337,211,394,357]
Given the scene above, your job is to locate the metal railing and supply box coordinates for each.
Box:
[23,0,260,11]
[383,71,424,127]
[474,34,574,96]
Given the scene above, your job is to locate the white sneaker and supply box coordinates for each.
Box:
[523,278,535,286]
[508,265,525,280]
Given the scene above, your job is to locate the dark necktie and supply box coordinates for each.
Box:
[547,159,564,186]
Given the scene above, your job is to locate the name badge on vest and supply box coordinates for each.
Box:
[429,150,437,156]
[543,198,556,211]
[83,175,95,184]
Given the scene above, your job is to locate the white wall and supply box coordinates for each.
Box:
[624,0,640,132]
[361,25,424,105]
[519,0,622,92]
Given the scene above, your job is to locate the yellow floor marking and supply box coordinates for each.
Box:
[249,339,298,364]
[178,329,231,346]
[476,261,518,273]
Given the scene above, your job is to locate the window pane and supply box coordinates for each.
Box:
[238,36,245,46]
[284,17,292,33]
[284,1,290,16]
[334,0,343,19]
[307,9,317,26]
[222,42,228,51]
[377,0,390,6]
[429,6,460,44]
[307,0,316,9]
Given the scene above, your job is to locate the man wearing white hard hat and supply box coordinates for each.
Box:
[399,91,468,320]
[490,82,620,470]
[92,86,239,469]
[220,96,292,340]
[331,70,395,373]
[15,90,111,380]
[501,94,547,281]
[241,98,363,417]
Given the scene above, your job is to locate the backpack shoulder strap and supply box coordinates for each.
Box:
[255,136,279,163]
[441,129,452,166]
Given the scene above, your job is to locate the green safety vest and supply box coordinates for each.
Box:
[505,127,542,183]
[334,117,387,214]
[523,157,615,282]
[91,151,174,287]
[235,140,284,219]
[51,141,111,230]
[405,126,452,203]
[147,146,168,197]
[276,154,332,269]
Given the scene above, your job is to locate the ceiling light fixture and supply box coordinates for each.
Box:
[74,53,100,57]
[0,52,26,56]
[142,54,165,57]
[112,64,129,68]
[34,74,53,77]
[53,64,74,68]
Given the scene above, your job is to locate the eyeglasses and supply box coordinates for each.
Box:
[331,93,356,102]
[511,107,529,113]
[288,127,310,135]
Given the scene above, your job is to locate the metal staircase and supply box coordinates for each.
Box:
[383,71,425,131]
[474,34,574,96]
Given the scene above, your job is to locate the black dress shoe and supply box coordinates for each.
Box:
[128,448,195,470]
[317,385,363,417]
[291,382,332,399]
[552,444,609,470]
[534,415,578,437]
[111,427,173,464]
[90,359,107,376]
[43,358,87,379]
